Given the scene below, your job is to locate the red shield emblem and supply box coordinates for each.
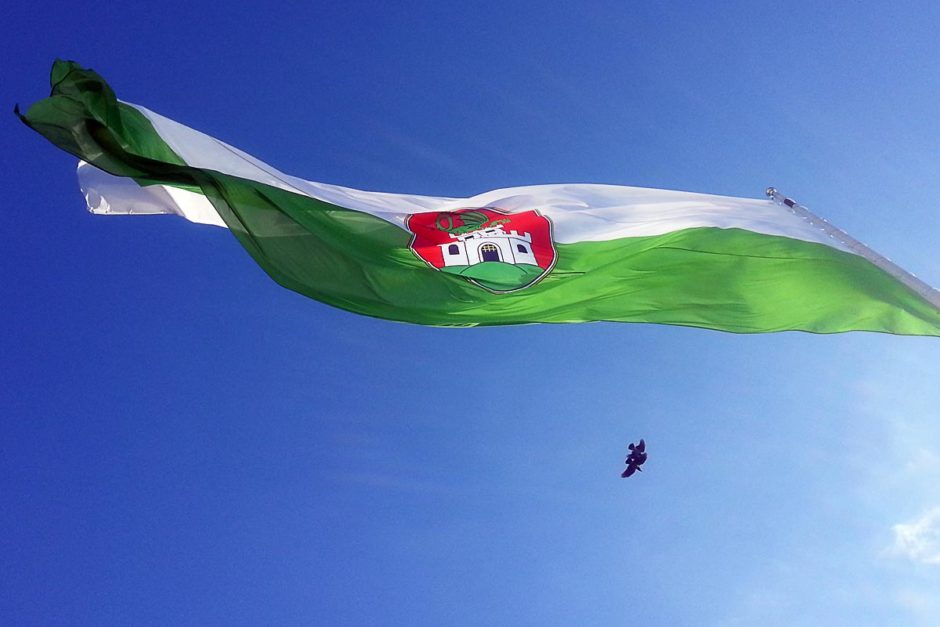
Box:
[407,207,556,293]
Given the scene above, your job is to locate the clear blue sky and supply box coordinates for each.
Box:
[3,2,940,625]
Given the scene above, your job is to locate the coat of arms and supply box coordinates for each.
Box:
[407,208,556,293]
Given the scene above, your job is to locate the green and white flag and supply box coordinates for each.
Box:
[19,61,940,334]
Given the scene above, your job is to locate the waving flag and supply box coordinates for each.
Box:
[18,61,940,334]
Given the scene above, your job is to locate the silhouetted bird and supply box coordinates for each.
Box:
[621,439,647,478]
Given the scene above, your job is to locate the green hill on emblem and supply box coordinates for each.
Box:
[442,262,544,292]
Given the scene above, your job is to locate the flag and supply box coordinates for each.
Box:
[18,61,940,335]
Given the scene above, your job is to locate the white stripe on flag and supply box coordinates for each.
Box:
[87,102,854,253]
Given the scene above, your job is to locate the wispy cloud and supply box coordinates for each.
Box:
[895,587,940,618]
[338,471,454,495]
[716,344,940,625]
[366,121,467,180]
[886,507,940,565]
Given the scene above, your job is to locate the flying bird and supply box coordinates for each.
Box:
[621,439,647,478]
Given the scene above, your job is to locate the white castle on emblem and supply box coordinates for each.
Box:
[439,225,538,267]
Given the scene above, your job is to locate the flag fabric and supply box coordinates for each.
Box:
[18,61,940,335]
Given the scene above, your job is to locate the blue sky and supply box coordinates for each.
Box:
[3,1,940,625]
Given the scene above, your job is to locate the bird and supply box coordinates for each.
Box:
[621,439,647,478]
